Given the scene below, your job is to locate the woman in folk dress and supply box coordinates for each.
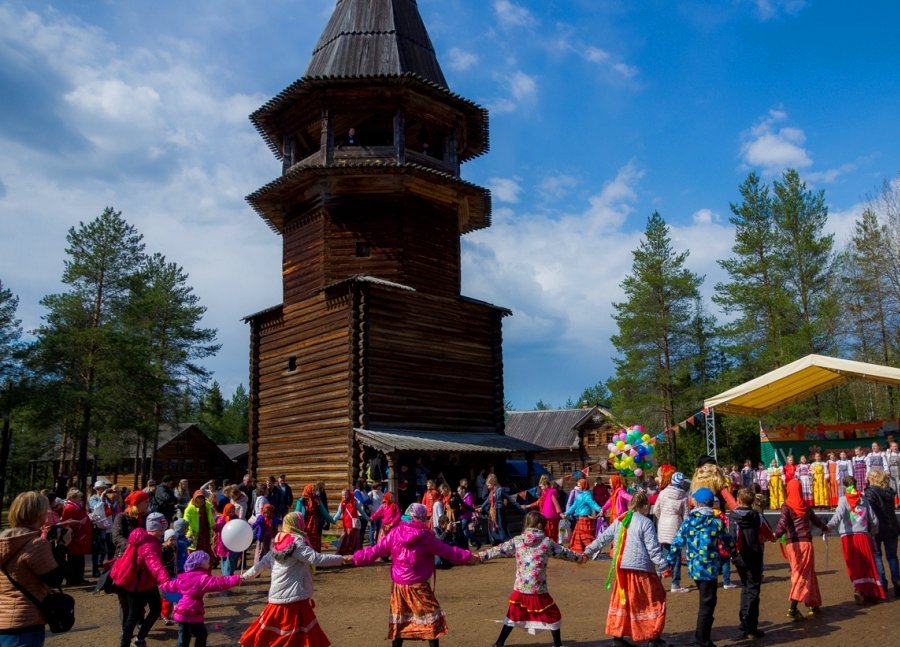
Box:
[796,456,814,506]
[811,453,830,508]
[827,453,840,507]
[768,460,786,510]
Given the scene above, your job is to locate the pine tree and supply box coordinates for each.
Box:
[609,212,704,461]
[125,253,219,479]
[0,280,23,515]
[714,172,795,373]
[31,207,146,492]
[772,169,837,358]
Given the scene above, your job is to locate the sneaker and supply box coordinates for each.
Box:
[786,608,803,621]
[807,607,819,617]
[671,586,690,593]
[722,583,739,590]
[131,639,147,647]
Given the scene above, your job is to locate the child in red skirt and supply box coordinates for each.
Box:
[353,503,477,647]
[479,511,585,647]
[587,490,669,647]
[827,475,886,604]
[241,512,348,647]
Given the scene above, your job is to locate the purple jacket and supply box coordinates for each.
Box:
[160,570,241,623]
[354,520,471,584]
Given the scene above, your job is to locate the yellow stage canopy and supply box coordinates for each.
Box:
[704,354,900,417]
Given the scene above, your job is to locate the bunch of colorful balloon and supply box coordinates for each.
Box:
[607,425,658,478]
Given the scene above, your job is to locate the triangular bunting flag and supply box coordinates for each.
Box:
[686,417,695,426]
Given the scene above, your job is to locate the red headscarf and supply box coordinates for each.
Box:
[577,478,589,491]
[125,490,148,508]
[301,483,318,515]
[608,475,625,519]
[222,503,236,519]
[785,479,807,517]
[261,503,275,527]
[382,492,393,506]
[658,464,676,491]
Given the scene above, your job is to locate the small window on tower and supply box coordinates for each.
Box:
[356,242,371,258]
[288,356,297,372]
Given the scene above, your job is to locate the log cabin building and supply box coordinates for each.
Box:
[244,0,539,503]
[505,406,619,478]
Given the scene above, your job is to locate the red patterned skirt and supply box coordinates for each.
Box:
[606,569,666,641]
[504,590,562,634]
[336,528,360,556]
[544,519,560,543]
[240,599,330,647]
[388,582,448,640]
[841,533,886,601]
[569,516,596,553]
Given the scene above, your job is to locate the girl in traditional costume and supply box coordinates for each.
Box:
[852,447,868,493]
[836,452,853,496]
[480,511,584,647]
[796,456,813,506]
[783,455,796,484]
[827,476,886,604]
[755,462,770,507]
[565,478,603,553]
[827,452,840,507]
[587,491,668,647]
[297,483,330,553]
[811,453,829,508]
[773,479,829,619]
[241,512,345,647]
[525,475,563,542]
[334,489,362,556]
[768,460,785,510]
[888,442,900,505]
[601,475,632,522]
[370,491,401,540]
[353,503,476,647]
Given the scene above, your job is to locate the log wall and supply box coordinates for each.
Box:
[253,291,354,501]
[362,286,504,433]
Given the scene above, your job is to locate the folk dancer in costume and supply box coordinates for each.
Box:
[741,460,755,490]
[754,462,770,508]
[783,455,797,484]
[601,476,633,523]
[296,483,330,553]
[667,487,738,647]
[852,447,868,493]
[826,452,840,507]
[773,479,829,620]
[836,452,853,498]
[827,475,886,603]
[240,512,346,647]
[565,478,603,553]
[370,492,401,541]
[768,460,786,510]
[480,475,525,545]
[865,442,888,482]
[525,475,564,542]
[811,453,830,508]
[796,456,814,506]
[587,491,668,647]
[334,489,363,556]
[353,503,477,647]
[887,442,900,505]
[864,468,900,598]
[479,511,585,647]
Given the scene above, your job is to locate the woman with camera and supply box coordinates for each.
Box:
[0,491,66,647]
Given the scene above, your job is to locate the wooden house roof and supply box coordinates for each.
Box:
[504,407,612,450]
[355,428,543,454]
[218,443,250,461]
[306,0,447,87]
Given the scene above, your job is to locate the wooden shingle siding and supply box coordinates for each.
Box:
[254,292,353,495]
[363,287,501,433]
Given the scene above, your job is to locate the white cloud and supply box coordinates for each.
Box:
[692,208,720,224]
[537,174,579,200]
[806,163,858,185]
[488,70,537,114]
[494,0,535,28]
[752,0,808,20]
[581,45,639,80]
[446,47,478,72]
[582,162,644,233]
[488,177,523,204]
[740,109,812,175]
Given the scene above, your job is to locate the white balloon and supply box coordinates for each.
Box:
[221,519,253,553]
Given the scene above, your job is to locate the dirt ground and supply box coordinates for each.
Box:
[50,546,897,647]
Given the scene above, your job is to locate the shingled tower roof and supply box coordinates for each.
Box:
[306,0,447,88]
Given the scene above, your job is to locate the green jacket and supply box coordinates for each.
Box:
[182,501,216,544]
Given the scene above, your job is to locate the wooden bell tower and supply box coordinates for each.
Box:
[245,0,511,497]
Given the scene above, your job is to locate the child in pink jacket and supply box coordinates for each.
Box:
[160,550,242,646]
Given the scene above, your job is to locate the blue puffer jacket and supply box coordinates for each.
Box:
[667,507,736,581]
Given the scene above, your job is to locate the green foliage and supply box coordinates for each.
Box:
[564,380,611,409]
[533,399,552,411]
[0,280,22,389]
[608,212,705,459]
[199,382,248,444]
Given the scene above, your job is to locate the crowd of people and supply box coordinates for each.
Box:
[1,449,898,647]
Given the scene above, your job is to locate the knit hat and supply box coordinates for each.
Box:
[695,454,717,468]
[125,490,149,508]
[184,550,211,572]
[405,503,428,521]
[692,487,715,506]
[173,519,189,535]
[671,472,685,488]
[164,529,177,542]
[146,512,168,533]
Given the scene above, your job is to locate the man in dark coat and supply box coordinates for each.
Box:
[152,475,178,522]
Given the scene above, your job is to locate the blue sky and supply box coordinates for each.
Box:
[1,0,898,411]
